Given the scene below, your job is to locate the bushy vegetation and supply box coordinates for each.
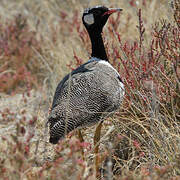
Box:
[0,0,179,179]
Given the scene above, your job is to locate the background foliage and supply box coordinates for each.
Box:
[0,0,179,179]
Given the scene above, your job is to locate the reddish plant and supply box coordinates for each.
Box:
[0,14,42,94]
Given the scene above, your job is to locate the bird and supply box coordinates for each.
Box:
[48,5,125,176]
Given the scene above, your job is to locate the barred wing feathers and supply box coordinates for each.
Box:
[48,60,124,144]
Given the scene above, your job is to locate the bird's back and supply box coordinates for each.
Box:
[48,58,125,144]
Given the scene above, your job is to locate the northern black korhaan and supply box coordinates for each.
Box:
[47,5,125,176]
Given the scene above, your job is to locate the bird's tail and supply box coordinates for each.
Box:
[49,136,60,144]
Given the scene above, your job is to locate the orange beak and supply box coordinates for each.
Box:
[103,8,123,16]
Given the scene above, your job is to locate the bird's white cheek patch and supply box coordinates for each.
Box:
[84,14,94,25]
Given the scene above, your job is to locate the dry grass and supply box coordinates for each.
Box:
[0,0,180,179]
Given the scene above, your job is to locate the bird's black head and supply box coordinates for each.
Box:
[82,5,122,34]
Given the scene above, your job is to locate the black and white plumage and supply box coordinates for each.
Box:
[48,5,125,144]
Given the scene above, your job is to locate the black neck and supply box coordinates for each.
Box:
[88,31,108,61]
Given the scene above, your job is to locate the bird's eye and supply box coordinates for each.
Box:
[93,10,101,16]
